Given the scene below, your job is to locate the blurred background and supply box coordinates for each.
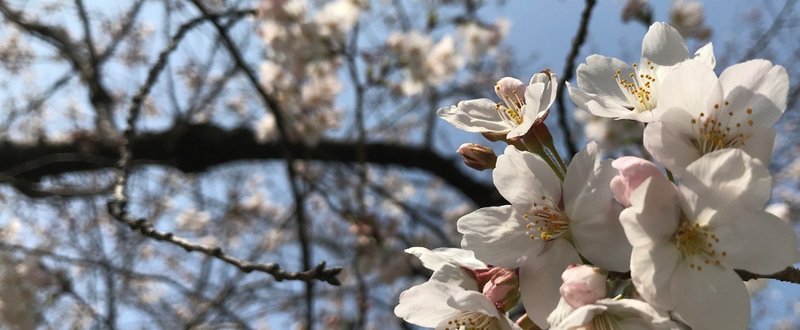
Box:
[0,0,797,328]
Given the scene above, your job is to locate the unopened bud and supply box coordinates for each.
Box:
[458,143,497,171]
[559,264,607,309]
[469,267,520,313]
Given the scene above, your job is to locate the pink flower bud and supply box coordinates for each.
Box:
[559,264,607,309]
[494,77,526,104]
[467,267,520,312]
[457,143,497,171]
[609,156,664,207]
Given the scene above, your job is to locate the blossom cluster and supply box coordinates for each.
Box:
[396,22,799,329]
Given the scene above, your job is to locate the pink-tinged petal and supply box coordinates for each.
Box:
[405,247,486,271]
[641,22,690,66]
[692,42,715,69]
[610,156,665,208]
[719,59,788,127]
[395,281,464,327]
[671,264,750,330]
[559,265,607,308]
[494,146,562,206]
[629,243,680,310]
[619,177,680,245]
[567,83,636,120]
[642,121,702,174]
[657,60,723,120]
[495,77,526,102]
[741,126,776,167]
[519,240,581,329]
[458,205,543,268]
[575,55,631,102]
[680,149,771,211]
[437,98,512,133]
[711,208,800,274]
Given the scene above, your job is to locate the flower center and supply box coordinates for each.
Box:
[523,195,569,241]
[673,220,726,271]
[689,102,754,155]
[614,61,658,112]
[494,80,526,126]
[442,311,502,330]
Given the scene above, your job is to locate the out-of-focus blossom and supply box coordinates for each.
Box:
[458,19,510,63]
[643,59,788,174]
[621,0,653,27]
[670,0,712,40]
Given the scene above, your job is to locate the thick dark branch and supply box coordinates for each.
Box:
[0,124,500,206]
[556,0,597,157]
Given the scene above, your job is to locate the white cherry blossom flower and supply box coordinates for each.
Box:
[396,248,521,330]
[643,59,788,174]
[438,70,557,139]
[614,150,800,329]
[457,142,630,327]
[567,22,715,122]
[394,281,521,330]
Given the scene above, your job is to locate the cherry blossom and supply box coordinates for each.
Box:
[567,22,715,122]
[438,70,557,139]
[613,150,800,329]
[643,59,788,174]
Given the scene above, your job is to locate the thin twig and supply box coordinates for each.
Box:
[556,0,597,157]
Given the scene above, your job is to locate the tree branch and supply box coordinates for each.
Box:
[556,0,597,157]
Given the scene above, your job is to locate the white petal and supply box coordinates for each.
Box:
[575,55,631,102]
[641,22,690,66]
[741,126,776,166]
[620,176,680,245]
[494,146,562,206]
[519,240,581,329]
[680,149,771,211]
[600,299,673,325]
[446,287,502,316]
[549,304,607,330]
[405,247,486,271]
[657,60,723,120]
[692,42,716,69]
[565,145,632,271]
[642,120,702,174]
[529,71,558,112]
[712,208,800,274]
[457,205,543,268]
[394,281,463,327]
[438,98,512,133]
[430,264,480,291]
[671,264,750,330]
[567,83,635,120]
[630,243,681,310]
[562,142,599,209]
[719,59,788,127]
